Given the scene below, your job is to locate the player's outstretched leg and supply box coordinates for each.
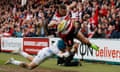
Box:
[11,48,34,61]
[76,31,99,51]
[5,58,38,70]
[5,47,53,69]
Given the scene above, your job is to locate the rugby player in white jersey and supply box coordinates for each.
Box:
[5,40,69,70]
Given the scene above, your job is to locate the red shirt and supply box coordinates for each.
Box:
[58,20,75,47]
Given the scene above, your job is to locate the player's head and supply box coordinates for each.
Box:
[57,40,66,51]
[58,4,67,16]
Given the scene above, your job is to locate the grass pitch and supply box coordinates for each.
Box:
[0,52,120,72]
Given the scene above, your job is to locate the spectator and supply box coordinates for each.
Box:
[14,27,23,37]
[0,0,119,38]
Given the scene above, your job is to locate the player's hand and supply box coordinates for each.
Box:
[57,51,70,58]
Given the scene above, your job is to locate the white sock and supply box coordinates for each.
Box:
[11,60,23,65]
[19,51,30,58]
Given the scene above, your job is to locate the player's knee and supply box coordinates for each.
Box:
[27,63,38,70]
[19,63,27,68]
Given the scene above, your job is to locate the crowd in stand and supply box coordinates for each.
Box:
[0,0,120,38]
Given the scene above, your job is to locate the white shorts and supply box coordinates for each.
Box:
[32,47,53,65]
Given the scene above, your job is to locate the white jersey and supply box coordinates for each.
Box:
[32,41,60,65]
[49,40,60,54]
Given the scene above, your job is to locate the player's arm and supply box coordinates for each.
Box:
[48,20,57,28]
[57,43,77,58]
[71,42,79,53]
[57,50,70,58]
[57,43,79,58]
[48,14,59,28]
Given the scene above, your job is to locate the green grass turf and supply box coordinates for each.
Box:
[0,52,120,72]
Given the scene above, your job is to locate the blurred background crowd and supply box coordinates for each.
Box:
[0,0,120,38]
